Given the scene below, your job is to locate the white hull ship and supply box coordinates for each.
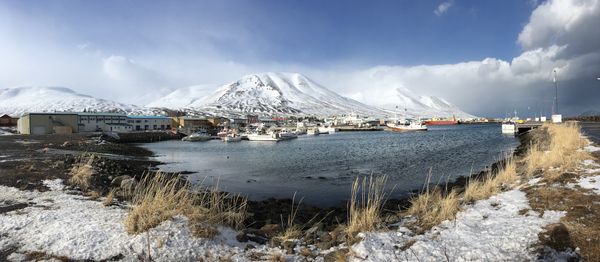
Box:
[386,121,427,132]
[182,130,212,141]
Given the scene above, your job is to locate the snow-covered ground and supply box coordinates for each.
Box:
[351,190,564,261]
[0,127,16,136]
[0,179,254,261]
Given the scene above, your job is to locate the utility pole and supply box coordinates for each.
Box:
[553,69,559,114]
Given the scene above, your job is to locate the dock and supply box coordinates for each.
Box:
[515,122,543,134]
[337,126,384,132]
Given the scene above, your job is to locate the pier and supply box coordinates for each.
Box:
[515,122,543,134]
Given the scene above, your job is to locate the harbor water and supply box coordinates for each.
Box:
[142,124,518,207]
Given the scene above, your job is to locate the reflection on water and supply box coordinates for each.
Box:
[142,124,518,207]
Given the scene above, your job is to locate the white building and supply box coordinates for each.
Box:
[78,113,131,132]
[127,116,171,131]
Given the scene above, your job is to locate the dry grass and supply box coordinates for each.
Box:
[300,247,316,258]
[125,173,247,237]
[86,190,101,200]
[463,174,499,204]
[346,175,388,237]
[494,158,518,188]
[525,122,591,179]
[406,187,460,231]
[276,193,302,241]
[69,154,97,190]
[525,185,600,261]
[407,157,518,230]
[269,252,285,262]
[103,189,115,206]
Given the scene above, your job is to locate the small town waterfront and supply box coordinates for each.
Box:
[143,124,519,206]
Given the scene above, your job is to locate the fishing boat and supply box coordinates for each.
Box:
[307,128,319,135]
[319,126,338,134]
[182,130,212,141]
[217,129,230,138]
[424,117,459,125]
[386,120,428,132]
[247,132,281,141]
[278,130,298,140]
[387,106,427,132]
[222,133,242,142]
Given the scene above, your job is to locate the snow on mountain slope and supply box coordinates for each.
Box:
[382,88,475,119]
[152,72,389,116]
[145,85,214,109]
[0,86,137,116]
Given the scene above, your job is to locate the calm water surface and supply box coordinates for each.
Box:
[142,124,518,206]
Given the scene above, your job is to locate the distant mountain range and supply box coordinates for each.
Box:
[0,72,474,119]
[0,86,136,116]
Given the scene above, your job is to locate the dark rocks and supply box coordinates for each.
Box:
[236,229,269,245]
[259,224,281,238]
[540,223,574,252]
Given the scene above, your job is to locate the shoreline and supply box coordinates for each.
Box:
[0,130,518,232]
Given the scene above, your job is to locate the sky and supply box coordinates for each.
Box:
[0,0,599,117]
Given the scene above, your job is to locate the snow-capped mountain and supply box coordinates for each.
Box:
[149,72,389,116]
[383,88,475,119]
[148,72,474,118]
[0,86,137,116]
[145,85,214,109]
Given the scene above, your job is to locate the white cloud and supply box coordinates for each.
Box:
[434,1,454,16]
[1,0,600,116]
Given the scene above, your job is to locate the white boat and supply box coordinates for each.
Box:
[222,133,242,142]
[278,130,298,140]
[386,121,427,132]
[307,128,319,135]
[501,122,517,134]
[182,130,212,141]
[217,129,230,138]
[247,133,281,141]
[319,126,338,134]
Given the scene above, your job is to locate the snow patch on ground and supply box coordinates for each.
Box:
[528,177,543,186]
[578,175,600,195]
[585,145,600,153]
[42,179,65,191]
[0,180,254,261]
[351,189,565,262]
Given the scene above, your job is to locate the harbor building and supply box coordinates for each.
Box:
[17,112,79,135]
[0,114,19,127]
[78,113,130,132]
[127,116,171,131]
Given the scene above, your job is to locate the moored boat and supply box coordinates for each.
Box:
[222,133,242,142]
[318,126,338,134]
[307,128,319,135]
[278,130,298,140]
[423,120,459,125]
[386,120,427,132]
[182,130,212,141]
[247,132,281,141]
